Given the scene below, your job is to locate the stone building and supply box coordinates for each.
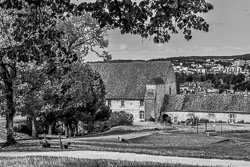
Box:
[90,60,177,122]
[161,94,250,124]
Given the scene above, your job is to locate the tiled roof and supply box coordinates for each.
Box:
[162,94,250,113]
[90,61,175,99]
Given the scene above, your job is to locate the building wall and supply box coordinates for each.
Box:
[144,100,155,121]
[165,111,250,124]
[144,85,156,121]
[155,84,166,121]
[106,99,145,122]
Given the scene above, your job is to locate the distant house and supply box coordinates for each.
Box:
[180,81,217,94]
[90,61,177,122]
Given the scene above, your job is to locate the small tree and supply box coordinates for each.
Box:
[108,111,134,128]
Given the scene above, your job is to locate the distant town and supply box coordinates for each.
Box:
[170,54,250,95]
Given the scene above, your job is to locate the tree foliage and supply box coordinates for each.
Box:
[40,63,110,135]
[56,13,111,61]
[1,0,213,43]
[177,72,246,88]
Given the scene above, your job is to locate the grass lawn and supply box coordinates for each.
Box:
[1,131,250,161]
[0,156,213,167]
[1,118,250,161]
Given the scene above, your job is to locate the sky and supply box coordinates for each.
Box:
[72,0,250,61]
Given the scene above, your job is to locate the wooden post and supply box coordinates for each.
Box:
[44,133,47,143]
[59,133,62,149]
[196,119,198,134]
[205,122,207,132]
[220,125,222,135]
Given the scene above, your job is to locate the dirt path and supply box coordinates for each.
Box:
[0,150,249,167]
[69,131,156,141]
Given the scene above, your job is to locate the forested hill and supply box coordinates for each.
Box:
[89,54,250,63]
[150,54,250,61]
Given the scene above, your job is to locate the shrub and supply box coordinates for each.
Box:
[148,117,155,122]
[13,124,29,134]
[108,111,133,127]
[93,121,110,133]
[199,118,209,123]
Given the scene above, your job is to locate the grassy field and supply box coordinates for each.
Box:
[1,117,250,161]
[0,156,213,167]
[1,131,250,161]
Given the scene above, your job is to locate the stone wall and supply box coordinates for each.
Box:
[107,99,145,122]
[161,94,250,123]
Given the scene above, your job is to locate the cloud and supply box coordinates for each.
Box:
[245,10,250,16]
[202,46,219,53]
[212,20,223,26]
[108,43,128,52]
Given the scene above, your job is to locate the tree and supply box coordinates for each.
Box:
[40,63,109,137]
[16,62,47,138]
[56,13,111,61]
[0,4,70,145]
[79,0,213,42]
[1,0,213,43]
[235,73,245,84]
[0,0,213,145]
[0,9,28,145]
[60,63,108,137]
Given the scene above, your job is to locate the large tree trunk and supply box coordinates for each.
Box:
[6,114,16,145]
[75,122,78,136]
[68,124,72,138]
[5,84,16,145]
[31,116,37,138]
[64,123,68,138]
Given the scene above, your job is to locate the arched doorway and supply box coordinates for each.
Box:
[162,114,172,123]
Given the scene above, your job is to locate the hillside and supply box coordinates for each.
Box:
[88,53,250,64]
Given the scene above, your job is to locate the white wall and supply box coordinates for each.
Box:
[165,112,250,124]
[106,100,145,122]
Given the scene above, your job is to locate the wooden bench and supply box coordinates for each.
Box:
[205,130,217,136]
[39,134,71,149]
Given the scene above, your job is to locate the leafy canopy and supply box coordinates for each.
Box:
[1,0,214,43]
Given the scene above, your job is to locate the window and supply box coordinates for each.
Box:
[107,100,111,107]
[147,91,154,97]
[140,100,144,106]
[121,100,125,107]
[229,114,236,124]
[139,111,145,120]
[208,113,215,118]
[169,87,172,95]
[174,117,178,123]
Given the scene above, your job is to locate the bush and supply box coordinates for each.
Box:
[108,111,133,127]
[13,124,29,134]
[93,121,110,133]
[148,117,155,122]
[199,118,209,123]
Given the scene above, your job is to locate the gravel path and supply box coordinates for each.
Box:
[0,150,249,167]
[70,131,155,141]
